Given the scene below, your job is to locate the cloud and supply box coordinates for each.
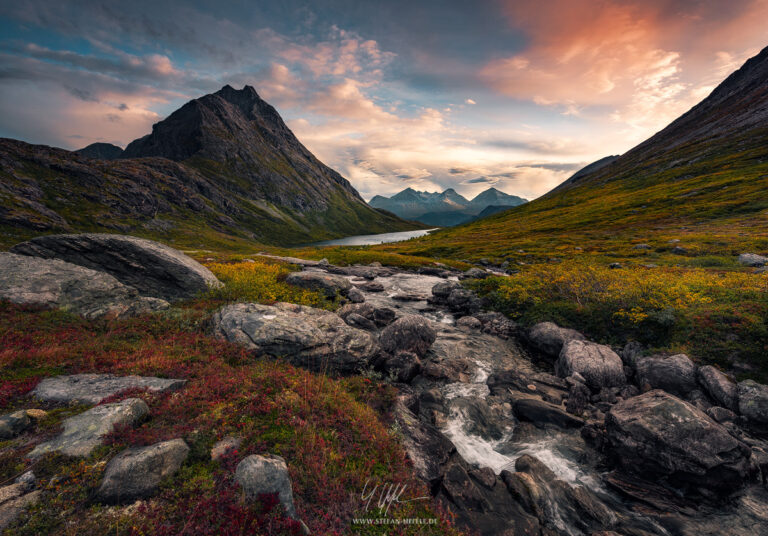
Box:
[465,98,476,105]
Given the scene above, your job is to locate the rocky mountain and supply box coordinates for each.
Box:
[370,186,527,226]
[0,85,419,249]
[75,143,124,160]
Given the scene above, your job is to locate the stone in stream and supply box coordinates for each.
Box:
[10,233,222,301]
[697,365,738,411]
[28,398,149,458]
[635,354,697,397]
[738,380,768,424]
[605,390,754,493]
[96,438,189,503]
[32,374,186,405]
[212,302,378,375]
[513,397,585,428]
[345,287,365,303]
[284,271,352,298]
[382,351,422,383]
[0,252,169,319]
[380,314,436,358]
[357,281,384,292]
[527,322,586,358]
[555,340,625,391]
[430,280,462,300]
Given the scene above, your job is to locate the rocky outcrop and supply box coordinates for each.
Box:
[32,374,186,405]
[605,390,754,493]
[555,340,625,390]
[528,322,585,358]
[0,253,168,319]
[698,365,738,411]
[635,354,697,397]
[28,398,149,458]
[96,439,189,503]
[380,315,436,357]
[11,234,221,301]
[212,302,378,375]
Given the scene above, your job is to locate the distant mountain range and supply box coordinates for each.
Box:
[0,85,420,249]
[370,187,527,226]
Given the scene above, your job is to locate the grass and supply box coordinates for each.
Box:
[0,259,462,535]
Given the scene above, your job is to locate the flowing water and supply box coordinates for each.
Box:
[306,228,437,246]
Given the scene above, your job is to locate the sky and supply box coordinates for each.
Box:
[0,1,767,201]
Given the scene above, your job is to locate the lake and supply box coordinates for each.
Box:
[308,228,437,247]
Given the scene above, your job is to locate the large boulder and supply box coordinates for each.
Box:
[28,398,148,458]
[605,390,753,493]
[697,366,738,411]
[284,271,352,298]
[236,454,306,529]
[10,233,221,301]
[380,314,436,357]
[635,354,697,397]
[738,380,768,424]
[737,253,768,267]
[555,340,625,390]
[96,439,189,503]
[0,253,168,319]
[528,322,585,358]
[32,374,186,405]
[212,302,378,375]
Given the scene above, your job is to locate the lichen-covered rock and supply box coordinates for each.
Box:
[32,374,186,405]
[0,411,31,440]
[0,253,168,319]
[555,340,625,390]
[635,354,697,397]
[28,398,149,458]
[212,302,378,375]
[380,314,436,357]
[10,233,222,301]
[697,365,738,411]
[605,390,753,493]
[528,322,585,358]
[96,439,189,503]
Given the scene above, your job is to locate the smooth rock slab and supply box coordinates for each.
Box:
[212,302,378,375]
[28,398,149,458]
[605,390,753,493]
[32,374,186,405]
[0,253,168,319]
[96,438,189,503]
[11,233,222,301]
[555,340,625,390]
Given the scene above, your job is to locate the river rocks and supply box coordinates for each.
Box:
[431,280,462,300]
[555,340,625,390]
[566,381,591,416]
[460,267,490,280]
[738,380,768,425]
[96,439,189,503]
[383,351,422,383]
[345,287,365,303]
[32,374,186,405]
[236,454,305,528]
[357,280,384,292]
[395,404,455,483]
[28,398,149,458]
[697,366,738,411]
[446,288,482,315]
[474,312,518,339]
[212,302,378,375]
[380,314,436,357]
[284,271,352,298]
[635,354,697,397]
[345,313,376,330]
[456,316,482,330]
[528,322,585,358]
[0,411,32,439]
[0,252,169,319]
[605,390,753,493]
[10,234,222,301]
[737,253,768,267]
[707,406,738,423]
[513,397,585,429]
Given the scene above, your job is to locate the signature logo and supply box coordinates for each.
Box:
[360,478,430,516]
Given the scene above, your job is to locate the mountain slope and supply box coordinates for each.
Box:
[468,187,527,210]
[76,143,124,160]
[0,86,420,249]
[378,45,768,261]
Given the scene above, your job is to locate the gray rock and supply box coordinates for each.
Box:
[0,410,31,440]
[394,404,454,483]
[96,438,189,503]
[285,271,352,298]
[32,374,186,405]
[446,288,481,314]
[380,314,436,357]
[236,455,302,522]
[0,253,169,319]
[633,244,652,250]
[738,380,768,424]
[460,267,489,280]
[528,322,586,358]
[212,302,378,375]
[336,302,375,321]
[10,233,222,301]
[605,390,753,493]
[513,397,584,428]
[671,246,689,255]
[383,351,422,383]
[357,281,384,292]
[738,253,768,267]
[28,398,149,458]
[566,382,591,415]
[635,354,697,397]
[707,406,738,423]
[456,316,482,330]
[211,436,242,461]
[620,341,643,368]
[609,262,622,269]
[345,313,376,331]
[15,472,36,488]
[555,340,625,390]
[697,365,738,410]
[373,307,396,327]
[0,484,41,531]
[346,287,365,303]
[431,280,462,299]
